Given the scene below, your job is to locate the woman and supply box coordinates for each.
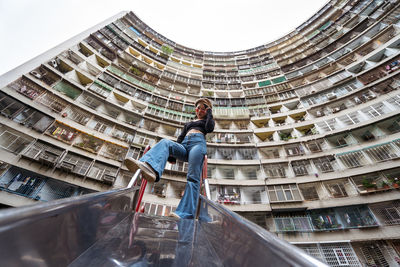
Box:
[125,98,214,219]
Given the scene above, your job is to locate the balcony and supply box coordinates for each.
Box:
[73,133,104,154]
[9,77,45,100]
[0,124,33,154]
[21,140,64,167]
[53,80,82,100]
[46,121,79,144]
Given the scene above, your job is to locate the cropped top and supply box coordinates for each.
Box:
[177,109,215,143]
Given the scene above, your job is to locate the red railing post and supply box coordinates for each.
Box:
[135,145,151,213]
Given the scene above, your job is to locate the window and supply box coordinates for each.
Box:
[263,163,286,178]
[268,184,302,202]
[37,93,68,113]
[65,106,91,125]
[87,117,113,135]
[0,127,32,156]
[325,181,348,198]
[313,156,336,173]
[299,183,320,201]
[58,152,92,176]
[86,161,118,184]
[337,151,367,168]
[364,143,398,162]
[291,160,310,176]
[21,140,64,167]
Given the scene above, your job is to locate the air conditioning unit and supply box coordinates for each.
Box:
[102,174,116,185]
[50,59,58,68]
[332,107,341,113]
[30,71,42,79]
[354,97,362,104]
[327,92,337,100]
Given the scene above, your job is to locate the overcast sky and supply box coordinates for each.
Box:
[0,0,326,75]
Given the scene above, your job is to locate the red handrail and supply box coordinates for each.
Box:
[135,145,151,212]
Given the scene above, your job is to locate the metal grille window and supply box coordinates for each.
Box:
[360,243,390,267]
[325,180,348,198]
[299,183,320,201]
[385,94,400,110]
[9,77,45,100]
[285,145,305,157]
[86,161,118,184]
[306,140,324,153]
[112,127,135,143]
[131,133,152,147]
[317,119,336,132]
[100,142,127,162]
[313,156,336,173]
[102,105,121,119]
[274,216,313,232]
[364,143,398,162]
[291,160,311,176]
[0,126,32,154]
[370,201,400,225]
[65,106,91,125]
[298,243,360,267]
[22,140,64,166]
[88,81,112,98]
[79,94,102,110]
[296,244,325,264]
[58,152,92,176]
[36,93,68,113]
[361,102,389,119]
[237,148,258,160]
[267,184,302,202]
[263,163,287,178]
[87,117,113,135]
[338,113,362,126]
[337,151,367,168]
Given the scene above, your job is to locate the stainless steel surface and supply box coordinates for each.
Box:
[0,184,326,266]
[196,195,328,267]
[0,187,138,267]
[70,213,223,267]
[204,179,211,200]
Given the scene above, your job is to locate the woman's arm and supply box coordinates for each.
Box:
[176,124,187,143]
[205,109,215,133]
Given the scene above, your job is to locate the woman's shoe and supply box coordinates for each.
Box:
[169,211,180,219]
[124,158,156,183]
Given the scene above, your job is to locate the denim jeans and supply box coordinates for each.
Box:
[139,133,207,219]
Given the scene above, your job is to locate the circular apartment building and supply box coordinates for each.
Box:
[1,0,400,265]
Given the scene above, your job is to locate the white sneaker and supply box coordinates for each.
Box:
[169,211,180,219]
[124,158,156,183]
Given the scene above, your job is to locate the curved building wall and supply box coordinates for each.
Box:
[1,0,400,265]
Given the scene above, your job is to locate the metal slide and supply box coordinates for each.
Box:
[0,182,326,267]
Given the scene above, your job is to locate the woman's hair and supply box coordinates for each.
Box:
[194,98,212,119]
[195,98,212,109]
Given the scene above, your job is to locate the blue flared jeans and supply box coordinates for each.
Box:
[139,133,207,219]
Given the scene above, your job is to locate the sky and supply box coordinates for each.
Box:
[0,0,327,75]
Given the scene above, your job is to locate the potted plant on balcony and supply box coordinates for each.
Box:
[380,181,390,190]
[390,178,399,188]
[362,179,377,192]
